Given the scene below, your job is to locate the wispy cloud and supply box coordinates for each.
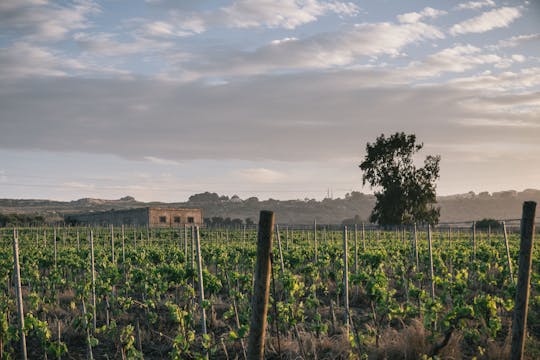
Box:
[450,7,521,35]
[168,21,444,79]
[491,33,540,49]
[238,168,286,183]
[166,0,360,34]
[404,44,508,78]
[397,7,447,24]
[144,156,181,166]
[455,0,496,11]
[0,0,100,41]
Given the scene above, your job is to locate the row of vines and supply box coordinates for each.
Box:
[0,220,538,359]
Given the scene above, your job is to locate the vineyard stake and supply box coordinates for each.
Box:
[313,220,318,263]
[427,225,435,301]
[194,226,208,359]
[110,225,115,264]
[503,221,515,285]
[510,201,536,360]
[276,225,285,275]
[13,229,28,360]
[54,226,57,268]
[343,226,350,337]
[90,230,97,331]
[362,223,366,251]
[472,221,476,260]
[121,225,125,264]
[247,210,274,360]
[414,223,419,271]
[184,225,188,260]
[354,224,358,275]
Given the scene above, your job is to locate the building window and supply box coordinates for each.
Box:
[159,216,167,223]
[187,217,195,223]
[174,216,181,223]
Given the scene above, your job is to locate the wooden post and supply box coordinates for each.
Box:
[285,227,289,251]
[110,225,115,264]
[313,220,318,263]
[414,224,419,271]
[276,225,285,275]
[354,224,358,275]
[90,230,97,331]
[427,225,435,301]
[184,225,188,260]
[13,229,28,360]
[362,223,366,251]
[247,211,274,360]
[510,201,536,360]
[503,221,515,285]
[472,221,476,260]
[343,226,350,337]
[54,227,57,268]
[121,225,125,264]
[194,226,208,358]
[76,229,80,251]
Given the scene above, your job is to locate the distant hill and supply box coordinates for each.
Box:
[1,189,539,225]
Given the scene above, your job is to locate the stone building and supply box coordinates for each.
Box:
[66,207,203,227]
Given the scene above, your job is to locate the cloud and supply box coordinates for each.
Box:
[144,156,181,166]
[450,7,521,35]
[140,21,194,38]
[1,70,538,164]
[154,0,359,35]
[455,0,496,11]
[0,42,73,79]
[0,42,131,80]
[449,67,540,91]
[169,21,444,78]
[397,7,447,24]
[238,168,286,183]
[404,44,507,78]
[214,0,359,29]
[491,33,540,49]
[0,0,99,41]
[73,32,174,56]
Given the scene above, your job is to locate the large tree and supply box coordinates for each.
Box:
[359,132,440,226]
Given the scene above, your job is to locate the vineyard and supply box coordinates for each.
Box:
[0,216,539,359]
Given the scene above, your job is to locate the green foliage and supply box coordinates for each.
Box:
[359,132,440,225]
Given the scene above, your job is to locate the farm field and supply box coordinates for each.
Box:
[0,223,538,359]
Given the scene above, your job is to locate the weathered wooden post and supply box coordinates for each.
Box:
[194,226,208,359]
[13,229,28,360]
[121,225,125,264]
[503,221,515,285]
[276,225,285,275]
[354,224,358,275]
[54,226,57,268]
[427,225,435,301]
[247,211,274,360]
[510,201,536,360]
[110,225,115,264]
[313,219,318,263]
[414,223,419,270]
[343,226,350,337]
[89,230,97,331]
[362,223,366,251]
[472,221,476,260]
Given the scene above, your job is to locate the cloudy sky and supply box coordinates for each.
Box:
[1,0,539,202]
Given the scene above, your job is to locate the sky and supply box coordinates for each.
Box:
[0,0,539,202]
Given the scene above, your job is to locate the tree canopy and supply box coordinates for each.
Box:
[359,132,440,226]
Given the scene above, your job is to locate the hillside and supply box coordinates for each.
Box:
[1,189,540,224]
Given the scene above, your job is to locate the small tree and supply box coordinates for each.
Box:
[359,132,440,226]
